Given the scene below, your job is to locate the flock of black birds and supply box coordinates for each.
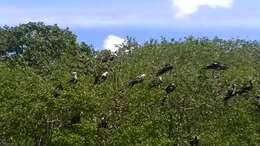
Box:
[51,57,258,145]
[203,62,257,105]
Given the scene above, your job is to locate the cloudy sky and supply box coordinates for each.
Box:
[0,0,259,50]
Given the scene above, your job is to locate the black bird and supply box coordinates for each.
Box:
[94,71,109,84]
[156,64,173,76]
[53,83,63,98]
[98,117,108,129]
[69,72,78,84]
[223,84,237,102]
[190,136,199,146]
[149,76,163,88]
[71,111,83,125]
[165,83,176,94]
[128,74,146,88]
[236,80,253,95]
[203,62,228,70]
[162,83,176,106]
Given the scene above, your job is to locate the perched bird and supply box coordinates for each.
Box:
[98,117,108,129]
[236,80,253,95]
[223,84,237,102]
[156,64,173,76]
[203,62,228,70]
[128,74,146,88]
[162,83,176,105]
[70,111,83,125]
[149,76,163,88]
[53,83,63,98]
[69,72,78,84]
[190,136,199,146]
[165,83,176,94]
[94,71,109,84]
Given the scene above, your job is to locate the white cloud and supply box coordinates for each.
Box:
[103,35,125,52]
[171,0,234,18]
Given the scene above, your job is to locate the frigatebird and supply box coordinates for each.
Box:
[156,64,173,76]
[128,74,146,88]
[69,72,78,84]
[161,83,177,105]
[165,83,176,94]
[94,71,109,84]
[203,62,228,70]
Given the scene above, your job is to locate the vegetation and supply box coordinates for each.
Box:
[0,23,260,146]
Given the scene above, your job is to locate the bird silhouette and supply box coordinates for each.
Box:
[69,72,78,84]
[94,71,109,84]
[128,74,146,88]
[203,62,228,70]
[165,83,176,94]
[156,64,173,76]
[161,83,177,105]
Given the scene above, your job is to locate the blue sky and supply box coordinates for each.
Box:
[0,0,260,50]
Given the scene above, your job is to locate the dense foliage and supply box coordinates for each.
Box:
[0,23,260,146]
